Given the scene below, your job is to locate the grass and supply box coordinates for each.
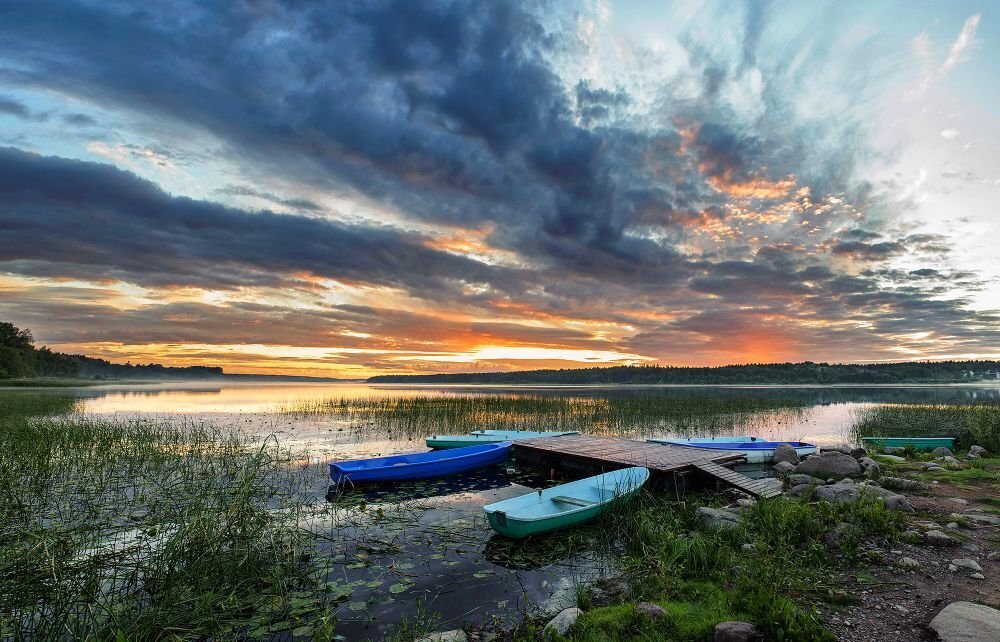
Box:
[850,402,1000,451]
[274,394,808,440]
[525,490,907,642]
[0,392,322,639]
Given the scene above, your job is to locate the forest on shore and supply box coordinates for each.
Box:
[368,361,1000,385]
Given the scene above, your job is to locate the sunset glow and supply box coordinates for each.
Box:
[1,1,998,377]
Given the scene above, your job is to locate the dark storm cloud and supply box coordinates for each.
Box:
[0,147,520,294]
[0,96,31,119]
[0,0,996,365]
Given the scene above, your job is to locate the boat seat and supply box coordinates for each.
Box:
[550,495,597,507]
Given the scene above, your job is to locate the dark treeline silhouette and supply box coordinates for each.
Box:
[368,361,1000,385]
[0,321,222,380]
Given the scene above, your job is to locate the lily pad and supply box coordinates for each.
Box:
[388,582,413,594]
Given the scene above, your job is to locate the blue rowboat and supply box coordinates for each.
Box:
[861,437,955,452]
[426,430,578,449]
[329,442,511,486]
[647,438,817,464]
[484,467,649,539]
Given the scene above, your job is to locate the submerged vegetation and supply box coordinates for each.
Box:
[851,402,1000,451]
[0,392,317,638]
[275,394,808,439]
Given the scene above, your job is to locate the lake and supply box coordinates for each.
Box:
[7,381,999,639]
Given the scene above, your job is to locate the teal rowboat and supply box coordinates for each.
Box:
[426,430,579,449]
[483,467,650,538]
[861,437,955,452]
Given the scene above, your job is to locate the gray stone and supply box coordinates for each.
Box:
[772,443,800,466]
[863,462,882,479]
[784,483,813,498]
[796,452,863,477]
[417,631,468,642]
[878,454,907,463]
[824,522,854,547]
[963,542,980,553]
[926,465,946,472]
[758,478,783,494]
[929,601,1000,642]
[926,530,959,547]
[900,557,920,570]
[772,461,796,474]
[696,506,740,530]
[883,446,906,455]
[788,473,825,486]
[938,455,962,466]
[971,572,985,580]
[812,480,913,511]
[949,497,969,505]
[714,621,760,642]
[964,513,1000,526]
[988,552,999,561]
[848,446,867,459]
[967,445,987,459]
[902,529,922,540]
[880,476,930,492]
[736,498,756,508]
[951,558,984,573]
[949,564,959,572]
[947,522,961,530]
[932,446,955,457]
[545,608,582,636]
[635,602,666,620]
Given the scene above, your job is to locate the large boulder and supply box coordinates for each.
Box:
[932,446,954,457]
[967,445,987,459]
[714,621,760,642]
[545,608,582,636]
[697,507,741,530]
[772,461,796,474]
[796,452,862,478]
[929,601,1000,642]
[635,602,667,620]
[773,444,800,466]
[926,529,959,547]
[811,480,912,511]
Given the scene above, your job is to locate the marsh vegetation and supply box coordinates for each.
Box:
[850,401,1000,451]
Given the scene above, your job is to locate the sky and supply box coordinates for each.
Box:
[1,0,998,378]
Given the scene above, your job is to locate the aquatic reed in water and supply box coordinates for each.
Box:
[850,402,1000,451]
[0,392,317,639]
[275,394,808,440]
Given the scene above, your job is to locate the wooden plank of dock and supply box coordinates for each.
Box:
[513,435,778,498]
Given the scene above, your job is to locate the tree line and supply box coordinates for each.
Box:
[0,322,223,380]
[368,361,1000,385]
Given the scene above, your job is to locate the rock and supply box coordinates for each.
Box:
[929,601,1000,642]
[962,542,980,553]
[900,557,920,570]
[796,452,863,478]
[848,446,867,459]
[883,446,906,455]
[696,507,740,530]
[949,564,958,572]
[635,602,666,620]
[772,461,796,474]
[880,476,930,492]
[590,575,630,603]
[784,483,813,497]
[863,462,882,479]
[758,478,783,494]
[951,558,984,574]
[947,522,960,530]
[736,498,756,508]
[773,443,800,466]
[964,513,1000,526]
[938,455,962,466]
[932,446,954,457]
[971,572,985,580]
[812,480,913,511]
[949,497,969,505]
[824,522,854,547]
[967,445,987,459]
[788,473,825,486]
[925,530,959,547]
[902,529,921,541]
[878,454,907,463]
[926,465,945,472]
[987,552,999,561]
[417,631,468,642]
[714,621,760,642]
[545,608,582,636]
[741,543,756,552]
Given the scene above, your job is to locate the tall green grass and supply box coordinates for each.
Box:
[275,394,808,439]
[851,402,1000,451]
[0,392,318,639]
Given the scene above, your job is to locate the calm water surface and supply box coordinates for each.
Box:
[11,381,1000,639]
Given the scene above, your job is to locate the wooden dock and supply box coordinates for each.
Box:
[513,435,781,498]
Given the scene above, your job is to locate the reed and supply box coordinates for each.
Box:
[0,393,318,638]
[850,402,1000,451]
[274,394,808,440]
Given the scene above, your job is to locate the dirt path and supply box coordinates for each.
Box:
[823,477,1000,641]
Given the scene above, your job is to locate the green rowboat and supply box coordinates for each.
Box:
[861,437,956,451]
[426,430,579,449]
[483,467,649,538]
